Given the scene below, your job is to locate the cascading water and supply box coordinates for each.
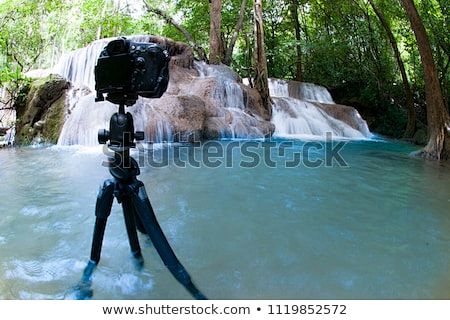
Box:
[53,35,152,89]
[194,61,265,139]
[271,98,366,139]
[52,36,265,145]
[195,61,245,110]
[56,94,174,145]
[268,78,335,104]
[0,88,15,145]
[55,36,174,145]
[268,78,372,139]
[45,35,371,144]
[299,83,335,104]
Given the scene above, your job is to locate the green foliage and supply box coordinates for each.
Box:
[374,103,408,137]
[169,0,255,59]
[75,0,142,46]
[0,0,69,105]
[0,0,166,72]
[0,0,448,138]
[245,0,447,136]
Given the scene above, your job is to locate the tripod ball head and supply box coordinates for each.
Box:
[98,111,145,148]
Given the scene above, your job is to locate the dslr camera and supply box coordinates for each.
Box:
[95,37,170,105]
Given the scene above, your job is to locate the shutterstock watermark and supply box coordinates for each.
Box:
[102,132,349,169]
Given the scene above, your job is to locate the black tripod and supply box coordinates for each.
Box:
[75,102,206,300]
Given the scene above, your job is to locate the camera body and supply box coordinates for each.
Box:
[94,37,170,105]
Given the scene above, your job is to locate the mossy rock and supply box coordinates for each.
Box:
[15,75,69,145]
[40,93,67,143]
[15,123,35,145]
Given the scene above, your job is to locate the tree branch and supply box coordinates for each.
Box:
[223,0,247,65]
[143,0,208,62]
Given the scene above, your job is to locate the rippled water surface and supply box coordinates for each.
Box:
[0,140,449,299]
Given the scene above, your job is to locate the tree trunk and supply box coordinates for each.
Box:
[400,0,450,160]
[368,0,416,138]
[209,0,222,64]
[253,0,272,117]
[245,31,254,86]
[143,1,208,62]
[96,0,108,40]
[290,0,302,82]
[224,0,247,66]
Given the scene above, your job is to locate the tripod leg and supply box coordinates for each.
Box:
[89,180,115,264]
[128,181,207,300]
[75,180,115,299]
[134,210,147,235]
[121,197,144,269]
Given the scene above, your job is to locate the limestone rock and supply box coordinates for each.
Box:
[313,102,369,133]
[14,75,69,144]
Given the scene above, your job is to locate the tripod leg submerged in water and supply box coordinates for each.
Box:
[128,179,207,300]
[74,178,207,300]
[121,196,144,269]
[75,180,115,299]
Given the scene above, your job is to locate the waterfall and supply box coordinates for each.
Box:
[268,78,335,103]
[268,78,371,139]
[50,36,371,145]
[0,88,15,145]
[56,93,174,146]
[299,83,335,104]
[194,61,265,139]
[55,35,174,145]
[271,98,366,139]
[55,38,268,145]
[53,35,152,90]
[195,61,245,110]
